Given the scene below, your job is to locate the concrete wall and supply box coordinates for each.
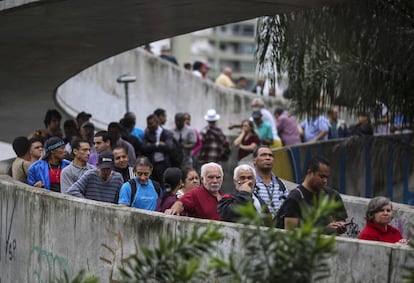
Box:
[56,48,284,134]
[0,176,413,283]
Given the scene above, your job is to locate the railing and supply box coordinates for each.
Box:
[272,133,414,205]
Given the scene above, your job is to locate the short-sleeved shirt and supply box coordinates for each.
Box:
[283,185,347,226]
[118,179,159,211]
[300,115,329,142]
[179,186,222,220]
[255,121,273,144]
[255,174,287,217]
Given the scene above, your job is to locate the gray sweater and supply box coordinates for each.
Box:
[60,162,95,193]
[66,169,123,204]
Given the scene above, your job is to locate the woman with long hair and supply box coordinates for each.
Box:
[156,167,183,212]
[176,167,200,198]
[234,119,260,161]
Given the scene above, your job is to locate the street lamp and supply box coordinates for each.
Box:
[117,74,136,113]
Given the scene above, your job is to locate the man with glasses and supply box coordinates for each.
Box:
[165,162,224,220]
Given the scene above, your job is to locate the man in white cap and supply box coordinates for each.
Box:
[198,109,230,165]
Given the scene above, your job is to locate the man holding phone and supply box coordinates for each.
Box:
[278,156,348,235]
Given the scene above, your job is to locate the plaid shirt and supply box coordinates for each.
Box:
[199,124,229,162]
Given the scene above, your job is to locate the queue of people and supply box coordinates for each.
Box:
[8,106,410,246]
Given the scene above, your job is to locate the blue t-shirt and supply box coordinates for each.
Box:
[118,179,159,211]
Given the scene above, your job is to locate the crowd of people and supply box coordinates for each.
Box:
[7,103,410,245]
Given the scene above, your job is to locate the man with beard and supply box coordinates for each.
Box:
[165,162,224,220]
[66,152,123,204]
[253,145,288,218]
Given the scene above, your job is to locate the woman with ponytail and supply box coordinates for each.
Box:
[156,167,183,212]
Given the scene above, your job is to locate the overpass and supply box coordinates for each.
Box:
[0,0,344,142]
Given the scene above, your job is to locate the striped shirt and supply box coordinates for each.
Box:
[254,173,288,217]
[66,169,123,204]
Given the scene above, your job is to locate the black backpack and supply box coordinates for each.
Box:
[128,179,161,207]
[275,187,304,229]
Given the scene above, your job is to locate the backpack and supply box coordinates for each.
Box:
[275,187,304,229]
[169,136,184,167]
[128,179,161,207]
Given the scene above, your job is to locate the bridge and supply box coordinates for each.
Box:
[1,0,413,282]
[0,0,343,142]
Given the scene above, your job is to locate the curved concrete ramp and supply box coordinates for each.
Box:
[56,48,283,132]
[0,0,344,141]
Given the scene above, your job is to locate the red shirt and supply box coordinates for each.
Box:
[358,221,402,243]
[179,186,222,220]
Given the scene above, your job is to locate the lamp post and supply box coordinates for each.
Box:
[116,74,136,113]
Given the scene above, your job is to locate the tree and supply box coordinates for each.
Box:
[256,0,414,123]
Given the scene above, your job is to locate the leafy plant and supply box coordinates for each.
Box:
[256,0,414,121]
[118,224,223,283]
[210,195,340,283]
[57,270,99,283]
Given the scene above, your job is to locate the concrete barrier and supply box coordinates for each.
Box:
[0,176,413,282]
[56,48,284,134]
[271,134,414,205]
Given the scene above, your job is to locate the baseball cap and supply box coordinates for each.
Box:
[98,152,114,169]
[252,110,262,119]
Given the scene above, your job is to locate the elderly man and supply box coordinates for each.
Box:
[28,136,71,192]
[60,139,94,193]
[165,162,224,220]
[218,164,268,222]
[277,156,348,234]
[66,152,123,204]
[215,67,235,88]
[253,145,288,218]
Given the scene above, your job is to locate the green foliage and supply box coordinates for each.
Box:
[256,0,414,119]
[210,195,339,283]
[117,196,340,283]
[118,224,223,283]
[56,270,99,283]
